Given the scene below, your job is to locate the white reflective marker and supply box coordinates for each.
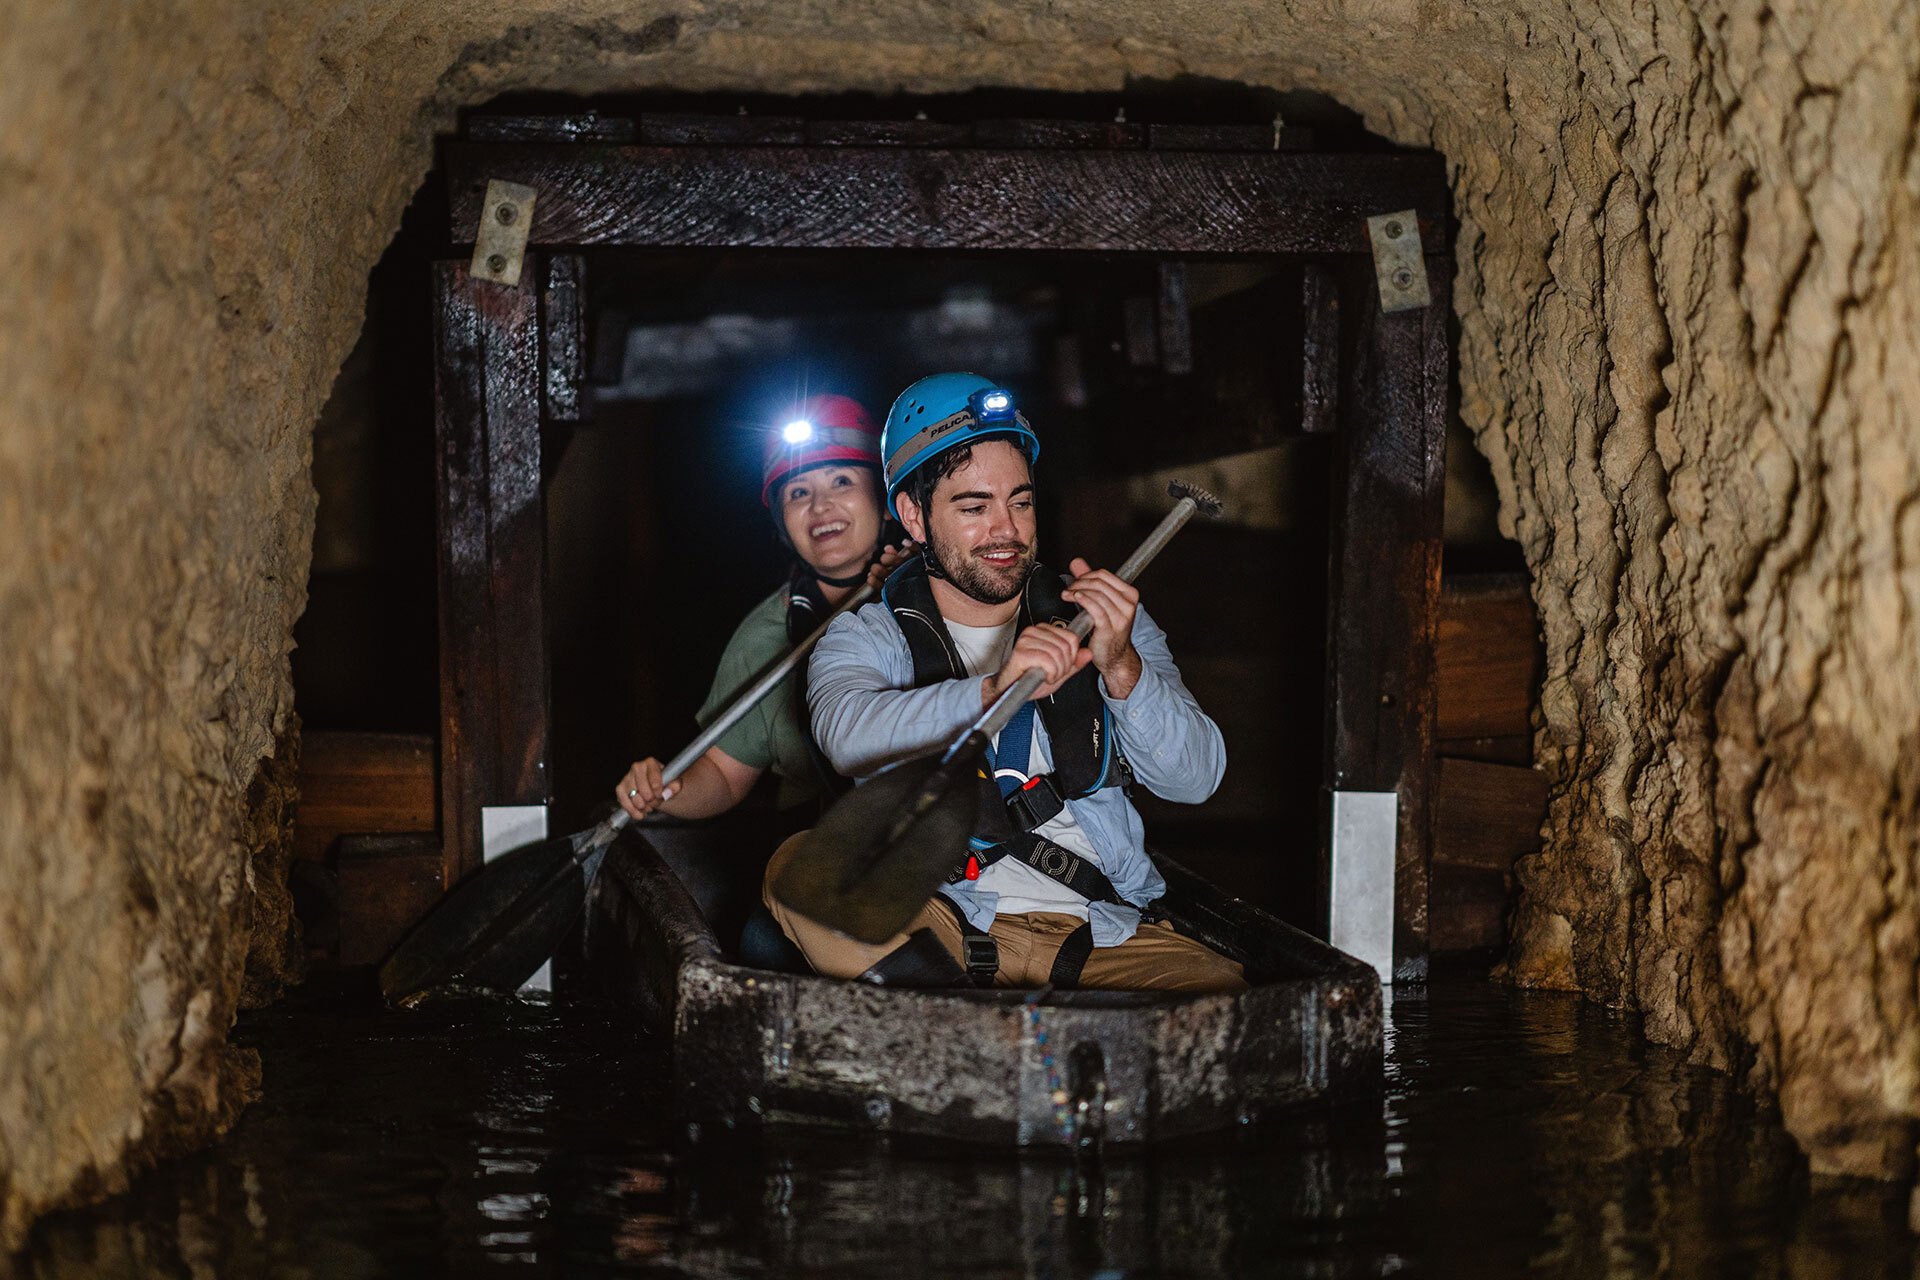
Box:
[481,804,551,993]
[1328,789,1398,985]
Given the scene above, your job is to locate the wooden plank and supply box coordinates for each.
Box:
[1435,734,1532,766]
[433,260,551,886]
[540,254,587,423]
[468,113,635,143]
[294,732,436,864]
[1321,258,1449,982]
[1146,122,1315,152]
[335,834,446,967]
[1300,262,1339,434]
[805,119,971,147]
[1433,756,1547,872]
[1430,748,1546,954]
[1437,572,1539,740]
[446,143,1449,255]
[638,113,803,146]
[969,118,1144,149]
[1428,866,1509,952]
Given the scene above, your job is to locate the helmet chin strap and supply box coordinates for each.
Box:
[809,565,868,589]
[805,534,895,589]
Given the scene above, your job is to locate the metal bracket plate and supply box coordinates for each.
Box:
[1365,210,1432,312]
[470,179,537,287]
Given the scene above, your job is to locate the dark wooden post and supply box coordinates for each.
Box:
[1322,257,1449,982]
[432,259,552,886]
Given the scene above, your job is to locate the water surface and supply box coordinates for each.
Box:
[19,973,1915,1277]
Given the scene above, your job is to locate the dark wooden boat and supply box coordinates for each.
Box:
[583,832,1383,1148]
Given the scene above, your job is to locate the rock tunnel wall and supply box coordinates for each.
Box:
[1,0,1916,1245]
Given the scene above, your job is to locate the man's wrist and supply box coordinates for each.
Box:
[1100,648,1143,700]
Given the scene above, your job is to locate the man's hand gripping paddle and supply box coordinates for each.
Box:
[770,482,1223,945]
[377,568,897,1005]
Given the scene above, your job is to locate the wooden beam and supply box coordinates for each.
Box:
[1300,262,1340,434]
[638,113,803,146]
[433,260,551,886]
[805,119,971,147]
[969,118,1144,150]
[1321,257,1449,982]
[468,113,636,144]
[540,254,588,423]
[446,144,1448,255]
[1146,122,1314,152]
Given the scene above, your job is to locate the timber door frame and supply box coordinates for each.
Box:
[431,116,1450,981]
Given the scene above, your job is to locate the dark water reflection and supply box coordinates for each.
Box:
[17,974,1916,1278]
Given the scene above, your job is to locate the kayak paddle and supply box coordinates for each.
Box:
[769,481,1222,944]
[378,568,895,1004]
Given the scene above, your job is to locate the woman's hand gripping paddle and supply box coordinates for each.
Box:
[377,568,899,1005]
[769,482,1223,945]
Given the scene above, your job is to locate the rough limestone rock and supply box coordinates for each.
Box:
[2,0,1917,1246]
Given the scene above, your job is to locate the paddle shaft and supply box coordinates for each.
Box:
[953,491,1208,757]
[596,575,883,845]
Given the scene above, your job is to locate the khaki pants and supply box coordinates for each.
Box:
[762,832,1248,994]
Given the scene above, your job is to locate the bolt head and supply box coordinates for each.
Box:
[1384,219,1404,239]
[495,202,517,226]
[1392,268,1414,290]
[486,253,507,274]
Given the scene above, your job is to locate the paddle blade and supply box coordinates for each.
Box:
[769,743,985,944]
[378,836,586,1004]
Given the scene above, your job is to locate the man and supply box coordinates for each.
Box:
[762,372,1245,993]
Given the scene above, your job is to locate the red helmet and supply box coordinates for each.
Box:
[760,394,882,507]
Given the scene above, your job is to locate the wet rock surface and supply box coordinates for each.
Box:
[3,0,1917,1241]
[16,976,1916,1277]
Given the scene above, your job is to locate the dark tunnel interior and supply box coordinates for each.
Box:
[292,88,1522,944]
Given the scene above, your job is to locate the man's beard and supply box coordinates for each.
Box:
[929,530,1034,605]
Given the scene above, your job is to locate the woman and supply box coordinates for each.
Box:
[615,393,899,821]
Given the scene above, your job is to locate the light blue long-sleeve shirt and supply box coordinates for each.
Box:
[806,597,1226,947]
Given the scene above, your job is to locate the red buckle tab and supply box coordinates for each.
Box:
[1021,775,1044,791]
[965,854,981,880]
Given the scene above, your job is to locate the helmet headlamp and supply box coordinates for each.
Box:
[781,419,816,444]
[968,388,1016,423]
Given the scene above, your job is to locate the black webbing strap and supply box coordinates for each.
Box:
[933,894,999,986]
[1000,834,1131,908]
[1048,923,1095,989]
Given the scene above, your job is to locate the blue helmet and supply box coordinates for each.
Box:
[881,372,1041,508]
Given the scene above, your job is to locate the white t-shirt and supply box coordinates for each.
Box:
[946,619,1098,921]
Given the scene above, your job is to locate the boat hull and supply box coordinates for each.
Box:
[585,833,1383,1147]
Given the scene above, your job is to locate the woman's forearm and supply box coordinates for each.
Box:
[658,748,760,819]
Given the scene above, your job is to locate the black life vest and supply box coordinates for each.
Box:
[783,566,850,803]
[879,554,1131,881]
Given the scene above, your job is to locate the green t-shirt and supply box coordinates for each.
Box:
[695,585,824,810]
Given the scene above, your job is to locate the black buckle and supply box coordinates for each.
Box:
[1005,772,1068,831]
[960,933,1000,978]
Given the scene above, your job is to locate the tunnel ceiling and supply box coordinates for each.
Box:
[3,0,1918,1245]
